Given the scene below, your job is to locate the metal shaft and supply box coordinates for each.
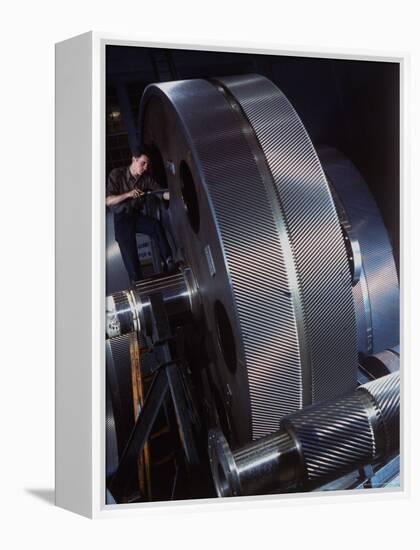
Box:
[106,268,198,339]
[209,371,400,497]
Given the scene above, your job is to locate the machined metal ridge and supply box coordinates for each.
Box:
[210,79,312,407]
[317,146,399,356]
[283,392,376,481]
[357,372,400,456]
[140,79,304,439]
[217,74,358,402]
[327,176,374,355]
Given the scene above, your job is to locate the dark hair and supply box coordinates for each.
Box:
[132,146,151,159]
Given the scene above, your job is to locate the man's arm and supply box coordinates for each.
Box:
[106,168,144,207]
[105,188,143,207]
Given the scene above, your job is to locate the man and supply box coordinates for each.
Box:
[106,148,174,283]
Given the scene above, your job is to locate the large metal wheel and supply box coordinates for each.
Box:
[139,74,358,443]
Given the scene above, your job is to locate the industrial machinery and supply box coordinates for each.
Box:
[105,74,400,503]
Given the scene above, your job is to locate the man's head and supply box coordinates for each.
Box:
[130,148,151,177]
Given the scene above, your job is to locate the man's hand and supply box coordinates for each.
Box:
[127,189,144,199]
[106,188,144,207]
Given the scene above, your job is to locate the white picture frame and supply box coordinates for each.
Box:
[55,32,407,518]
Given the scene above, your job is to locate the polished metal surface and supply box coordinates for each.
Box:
[209,372,400,496]
[109,289,138,338]
[285,392,376,481]
[233,430,298,495]
[217,75,358,406]
[133,268,198,339]
[286,372,400,482]
[359,371,400,456]
[104,74,400,501]
[106,269,196,340]
[209,428,300,497]
[208,429,242,497]
[361,346,400,379]
[140,75,358,442]
[104,73,400,502]
[317,146,399,356]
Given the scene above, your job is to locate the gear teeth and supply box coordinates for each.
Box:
[359,372,400,454]
[285,393,375,481]
[218,75,358,404]
[142,75,358,441]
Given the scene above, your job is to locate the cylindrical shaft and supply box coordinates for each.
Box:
[209,371,400,497]
[233,431,300,496]
[106,268,198,339]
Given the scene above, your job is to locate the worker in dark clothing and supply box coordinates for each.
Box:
[106,149,175,283]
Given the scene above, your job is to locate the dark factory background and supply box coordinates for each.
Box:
[106,45,399,268]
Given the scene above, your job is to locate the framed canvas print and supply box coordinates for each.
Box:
[55,32,404,518]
